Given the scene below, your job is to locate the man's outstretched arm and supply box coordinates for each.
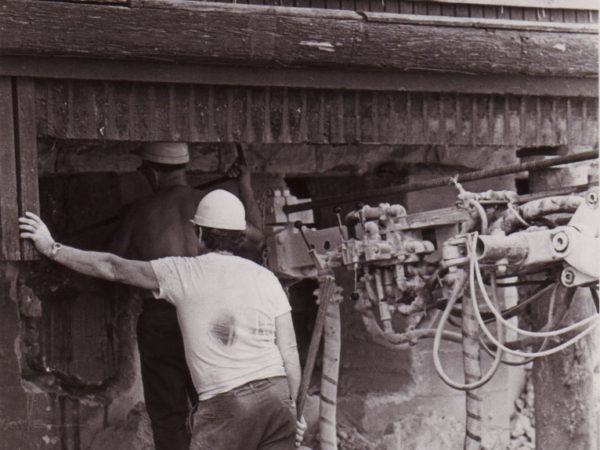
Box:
[227,160,264,243]
[19,212,159,291]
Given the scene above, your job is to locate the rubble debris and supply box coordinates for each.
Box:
[508,368,535,450]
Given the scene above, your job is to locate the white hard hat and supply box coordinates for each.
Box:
[140,142,190,164]
[191,190,246,231]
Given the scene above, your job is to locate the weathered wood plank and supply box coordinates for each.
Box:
[497,5,510,19]
[3,56,597,98]
[440,4,456,16]
[413,2,428,15]
[212,85,229,142]
[369,0,385,13]
[262,88,274,144]
[0,1,596,78]
[62,0,128,3]
[454,4,469,17]
[399,1,414,14]
[413,0,596,9]
[470,5,485,17]
[359,10,596,32]
[426,2,442,15]
[0,77,21,260]
[383,0,399,13]
[31,78,600,146]
[14,78,40,260]
[279,87,292,144]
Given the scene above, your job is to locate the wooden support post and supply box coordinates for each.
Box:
[522,147,598,449]
[0,76,40,261]
[14,78,40,260]
[0,77,21,261]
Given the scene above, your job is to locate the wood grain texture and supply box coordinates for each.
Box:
[33,79,599,146]
[14,78,40,260]
[0,77,20,260]
[0,0,596,77]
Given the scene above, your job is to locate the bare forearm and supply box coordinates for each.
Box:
[19,212,157,290]
[275,312,302,401]
[48,244,119,282]
[281,344,302,400]
[238,181,262,232]
[49,245,157,290]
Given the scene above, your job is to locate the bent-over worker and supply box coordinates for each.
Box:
[19,189,305,450]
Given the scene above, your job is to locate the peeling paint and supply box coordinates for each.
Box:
[299,40,335,52]
[553,43,567,52]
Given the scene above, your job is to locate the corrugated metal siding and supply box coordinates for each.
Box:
[214,0,598,22]
[36,80,598,146]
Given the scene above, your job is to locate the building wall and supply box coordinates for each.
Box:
[0,141,531,449]
[0,74,597,448]
[36,80,598,147]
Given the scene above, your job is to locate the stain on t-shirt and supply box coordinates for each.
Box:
[210,312,237,346]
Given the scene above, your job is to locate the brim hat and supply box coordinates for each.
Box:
[140,142,190,164]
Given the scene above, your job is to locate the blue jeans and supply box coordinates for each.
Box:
[189,376,296,450]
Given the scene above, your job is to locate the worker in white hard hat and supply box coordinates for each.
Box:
[106,142,264,450]
[19,190,306,449]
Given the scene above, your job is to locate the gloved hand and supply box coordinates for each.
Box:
[295,415,307,447]
[18,212,56,257]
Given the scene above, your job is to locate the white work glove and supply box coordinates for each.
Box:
[18,212,56,257]
[295,415,307,447]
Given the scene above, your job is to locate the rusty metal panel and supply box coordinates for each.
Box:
[35,79,598,147]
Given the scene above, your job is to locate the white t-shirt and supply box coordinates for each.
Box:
[150,253,291,400]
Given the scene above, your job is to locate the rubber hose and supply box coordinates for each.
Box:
[463,290,483,450]
[320,302,341,450]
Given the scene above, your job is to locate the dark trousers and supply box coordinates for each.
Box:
[137,300,197,450]
[189,376,296,450]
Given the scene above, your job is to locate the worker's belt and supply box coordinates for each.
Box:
[205,376,286,399]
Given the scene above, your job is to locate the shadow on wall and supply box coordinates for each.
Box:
[16,170,148,448]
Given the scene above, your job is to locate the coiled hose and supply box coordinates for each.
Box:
[320,302,341,450]
[463,288,483,450]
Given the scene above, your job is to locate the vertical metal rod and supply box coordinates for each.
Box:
[296,276,335,417]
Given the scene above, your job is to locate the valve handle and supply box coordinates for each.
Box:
[334,206,347,240]
[294,221,314,250]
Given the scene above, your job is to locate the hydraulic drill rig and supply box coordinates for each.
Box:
[263,153,599,450]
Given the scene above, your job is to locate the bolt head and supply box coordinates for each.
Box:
[552,231,569,252]
[586,191,598,208]
[561,269,575,286]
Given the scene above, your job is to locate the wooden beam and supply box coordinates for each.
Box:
[61,0,128,3]
[41,0,600,10]
[417,0,597,10]
[360,11,597,31]
[1,56,596,97]
[0,77,20,261]
[0,0,596,77]
[14,78,40,260]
